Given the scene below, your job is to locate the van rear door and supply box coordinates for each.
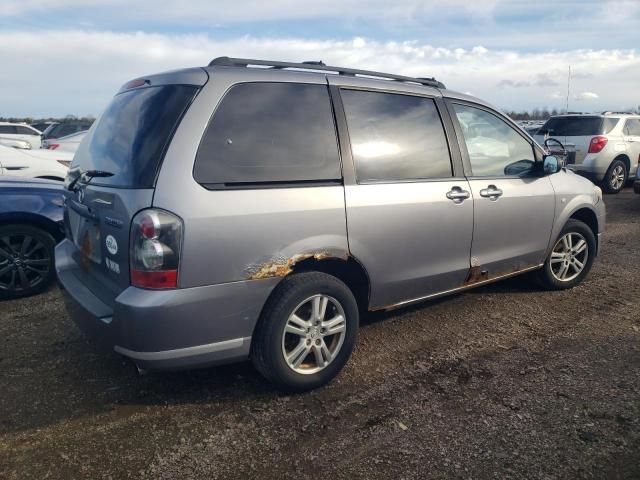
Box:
[63,71,205,305]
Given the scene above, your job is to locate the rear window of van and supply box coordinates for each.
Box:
[74,85,198,188]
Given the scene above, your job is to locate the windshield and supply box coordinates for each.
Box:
[538,116,604,136]
[74,85,198,188]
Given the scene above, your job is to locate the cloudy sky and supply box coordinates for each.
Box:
[1,0,638,117]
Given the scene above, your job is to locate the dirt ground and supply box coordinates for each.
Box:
[1,188,639,480]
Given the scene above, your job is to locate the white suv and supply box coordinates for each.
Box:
[0,122,42,149]
[535,113,640,193]
[0,144,70,180]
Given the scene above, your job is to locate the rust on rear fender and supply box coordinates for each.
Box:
[246,250,348,280]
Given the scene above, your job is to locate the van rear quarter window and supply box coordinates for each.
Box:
[194,82,341,186]
[76,85,198,188]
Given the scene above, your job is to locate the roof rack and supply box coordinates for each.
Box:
[601,111,634,115]
[208,56,446,89]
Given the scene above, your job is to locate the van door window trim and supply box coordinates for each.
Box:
[444,98,543,179]
[331,86,465,186]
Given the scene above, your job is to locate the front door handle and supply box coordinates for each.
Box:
[446,187,471,204]
[479,185,503,201]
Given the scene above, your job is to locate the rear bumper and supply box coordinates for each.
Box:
[570,169,602,184]
[568,156,639,183]
[566,154,609,183]
[55,239,278,370]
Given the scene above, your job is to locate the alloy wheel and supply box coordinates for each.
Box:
[610,165,625,191]
[281,294,347,375]
[549,232,588,282]
[0,234,51,294]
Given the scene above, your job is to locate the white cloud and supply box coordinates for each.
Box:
[0,30,637,116]
[574,92,600,101]
[0,0,500,21]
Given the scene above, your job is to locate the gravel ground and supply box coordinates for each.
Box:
[1,188,639,479]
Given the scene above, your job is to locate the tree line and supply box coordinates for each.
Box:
[0,115,96,124]
[505,106,640,121]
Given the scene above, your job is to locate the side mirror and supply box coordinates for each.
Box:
[504,159,535,176]
[543,155,561,175]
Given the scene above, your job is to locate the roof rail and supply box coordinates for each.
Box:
[208,56,446,89]
[601,111,634,115]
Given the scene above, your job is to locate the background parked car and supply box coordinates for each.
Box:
[0,144,71,181]
[0,137,32,150]
[41,121,92,141]
[523,124,543,135]
[42,131,87,153]
[0,122,42,149]
[30,122,57,134]
[534,113,640,193]
[0,177,64,299]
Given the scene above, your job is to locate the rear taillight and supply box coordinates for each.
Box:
[130,209,182,289]
[588,136,608,154]
[48,144,60,150]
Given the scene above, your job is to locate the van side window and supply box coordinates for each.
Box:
[194,83,341,185]
[340,90,452,182]
[452,103,535,177]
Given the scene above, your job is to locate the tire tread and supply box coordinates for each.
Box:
[251,272,358,391]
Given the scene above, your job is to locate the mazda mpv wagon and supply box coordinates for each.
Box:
[56,57,605,391]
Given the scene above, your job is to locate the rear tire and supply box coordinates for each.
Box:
[0,224,57,300]
[534,219,596,290]
[251,272,359,392]
[601,159,627,194]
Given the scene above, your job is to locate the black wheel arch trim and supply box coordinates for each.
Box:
[0,213,65,242]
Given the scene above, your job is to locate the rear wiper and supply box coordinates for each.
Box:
[67,169,114,191]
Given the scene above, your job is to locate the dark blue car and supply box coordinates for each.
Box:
[0,177,64,299]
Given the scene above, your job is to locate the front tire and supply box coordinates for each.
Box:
[251,272,359,392]
[0,224,57,299]
[534,219,596,290]
[601,159,627,194]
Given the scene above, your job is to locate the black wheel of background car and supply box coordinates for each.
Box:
[534,219,596,291]
[0,224,56,299]
[602,159,627,194]
[251,272,359,392]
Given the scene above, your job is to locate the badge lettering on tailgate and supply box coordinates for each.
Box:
[105,258,120,274]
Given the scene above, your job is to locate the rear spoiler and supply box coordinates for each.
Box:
[119,67,209,93]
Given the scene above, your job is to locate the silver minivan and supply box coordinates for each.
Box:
[56,57,606,391]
